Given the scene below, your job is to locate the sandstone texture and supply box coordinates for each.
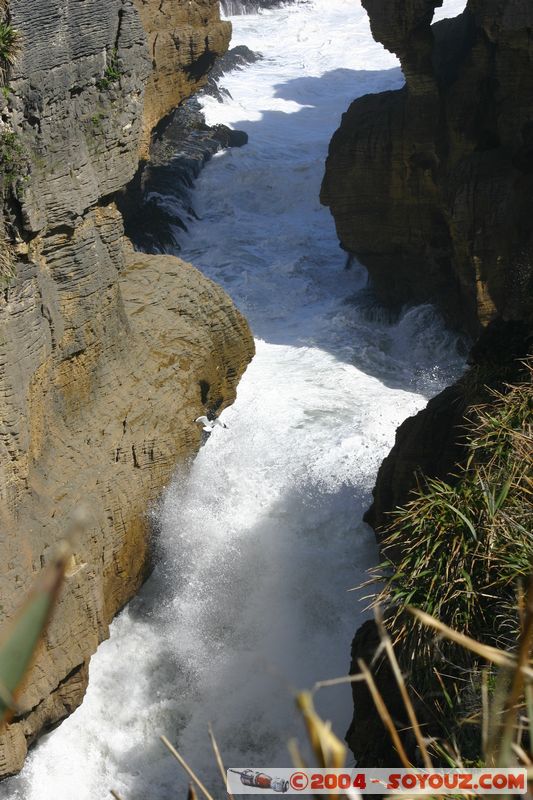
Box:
[132,0,231,155]
[0,0,254,777]
[321,0,533,336]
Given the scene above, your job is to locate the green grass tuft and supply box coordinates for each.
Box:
[0,21,20,73]
[97,49,122,91]
[373,364,533,662]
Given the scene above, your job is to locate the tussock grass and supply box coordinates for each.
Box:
[97,49,122,90]
[0,20,20,77]
[371,363,533,664]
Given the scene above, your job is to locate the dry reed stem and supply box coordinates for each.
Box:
[188,784,199,800]
[375,608,432,769]
[408,608,533,676]
[493,575,533,765]
[160,735,215,800]
[208,723,234,800]
[357,659,411,769]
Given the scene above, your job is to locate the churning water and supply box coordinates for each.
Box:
[3,1,468,797]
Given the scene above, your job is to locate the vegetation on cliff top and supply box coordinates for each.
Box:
[0,21,20,78]
[367,363,532,765]
[375,364,532,660]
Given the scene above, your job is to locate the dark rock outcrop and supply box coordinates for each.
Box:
[347,621,407,768]
[118,45,256,252]
[204,44,262,100]
[321,0,533,337]
[221,0,299,14]
[118,99,246,252]
[324,0,533,766]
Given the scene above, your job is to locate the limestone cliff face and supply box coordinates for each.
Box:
[132,0,231,154]
[321,0,533,336]
[220,1,290,13]
[0,0,253,777]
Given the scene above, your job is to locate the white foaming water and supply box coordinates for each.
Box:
[3,2,466,798]
[433,0,468,22]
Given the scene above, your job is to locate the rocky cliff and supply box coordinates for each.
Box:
[0,0,254,776]
[366,319,531,534]
[220,0,292,14]
[320,0,533,765]
[321,0,533,337]
[133,0,231,154]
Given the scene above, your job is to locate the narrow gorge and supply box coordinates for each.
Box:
[0,0,531,795]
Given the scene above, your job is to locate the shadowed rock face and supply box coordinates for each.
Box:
[220,0,299,13]
[347,320,531,767]
[324,0,533,766]
[117,45,256,253]
[0,0,254,776]
[321,0,533,336]
[132,0,231,155]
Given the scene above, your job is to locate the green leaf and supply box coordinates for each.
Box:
[0,552,67,720]
[442,502,478,542]
[461,569,473,593]
[495,473,513,511]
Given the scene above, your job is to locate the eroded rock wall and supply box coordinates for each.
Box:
[323,0,533,765]
[132,0,231,154]
[321,0,533,336]
[0,0,254,776]
[220,0,292,14]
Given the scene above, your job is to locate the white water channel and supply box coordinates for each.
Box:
[3,0,467,797]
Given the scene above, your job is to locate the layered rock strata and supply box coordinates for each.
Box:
[220,0,294,14]
[321,0,533,764]
[118,45,258,252]
[133,0,232,154]
[0,0,254,776]
[321,0,533,337]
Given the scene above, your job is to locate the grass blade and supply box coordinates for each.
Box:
[356,659,411,769]
[0,545,69,720]
[208,723,234,800]
[160,735,215,800]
